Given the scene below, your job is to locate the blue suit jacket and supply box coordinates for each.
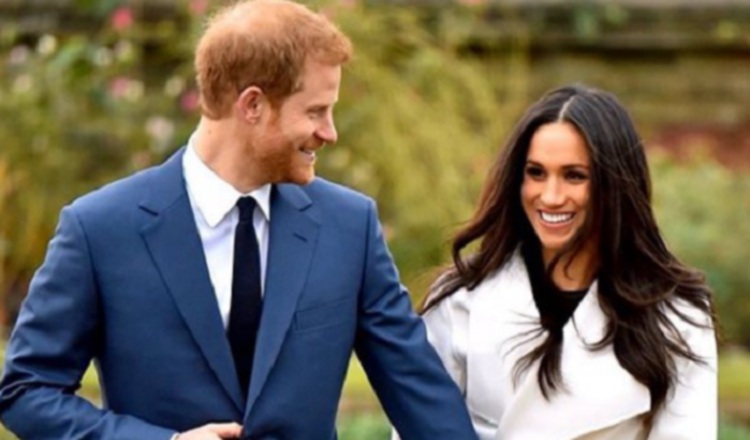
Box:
[0,149,476,440]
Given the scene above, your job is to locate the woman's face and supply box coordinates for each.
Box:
[521,122,593,261]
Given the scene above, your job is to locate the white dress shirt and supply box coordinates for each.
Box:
[182,138,271,329]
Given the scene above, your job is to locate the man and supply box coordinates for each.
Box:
[0,1,477,439]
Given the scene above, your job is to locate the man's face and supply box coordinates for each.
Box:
[250,59,341,185]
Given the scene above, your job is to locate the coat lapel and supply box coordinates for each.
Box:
[138,149,244,413]
[470,254,651,440]
[245,183,320,415]
[466,255,541,427]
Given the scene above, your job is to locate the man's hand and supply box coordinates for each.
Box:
[176,422,244,439]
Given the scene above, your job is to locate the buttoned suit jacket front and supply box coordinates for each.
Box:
[0,148,476,440]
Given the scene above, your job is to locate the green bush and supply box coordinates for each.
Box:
[0,3,201,325]
[651,151,750,344]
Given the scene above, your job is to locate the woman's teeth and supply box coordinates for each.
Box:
[540,211,573,224]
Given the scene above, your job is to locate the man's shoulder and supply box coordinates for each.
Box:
[69,162,167,218]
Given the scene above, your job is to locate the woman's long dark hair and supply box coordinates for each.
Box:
[425,84,718,427]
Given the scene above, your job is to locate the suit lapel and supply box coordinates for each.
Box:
[245,184,319,415]
[472,254,651,440]
[138,149,244,413]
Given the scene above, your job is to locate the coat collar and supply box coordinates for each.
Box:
[466,252,650,440]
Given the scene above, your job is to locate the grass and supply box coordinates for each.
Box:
[721,350,750,400]
[722,421,750,440]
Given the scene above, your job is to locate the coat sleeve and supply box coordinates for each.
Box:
[353,200,477,440]
[0,206,177,440]
[422,290,469,396]
[391,288,470,440]
[649,306,718,439]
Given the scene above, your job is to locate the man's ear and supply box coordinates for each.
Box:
[236,86,265,123]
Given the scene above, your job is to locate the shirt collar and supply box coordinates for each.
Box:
[183,134,272,228]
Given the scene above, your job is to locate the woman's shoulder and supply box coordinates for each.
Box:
[661,297,717,359]
[664,297,714,330]
[424,258,520,318]
[423,282,472,320]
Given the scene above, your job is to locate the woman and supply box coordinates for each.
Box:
[418,85,717,439]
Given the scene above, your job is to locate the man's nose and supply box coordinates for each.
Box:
[317,115,337,144]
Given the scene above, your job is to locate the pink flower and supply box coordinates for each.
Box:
[111,7,134,31]
[109,76,131,99]
[8,46,30,66]
[189,0,208,15]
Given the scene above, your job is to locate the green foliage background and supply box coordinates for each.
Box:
[651,153,750,343]
[2,0,746,339]
[0,0,749,437]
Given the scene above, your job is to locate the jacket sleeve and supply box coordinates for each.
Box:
[391,288,470,440]
[0,206,176,440]
[649,306,718,439]
[353,199,477,440]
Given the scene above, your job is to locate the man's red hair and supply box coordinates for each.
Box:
[195,0,352,119]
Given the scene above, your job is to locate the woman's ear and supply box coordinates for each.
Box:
[236,86,265,123]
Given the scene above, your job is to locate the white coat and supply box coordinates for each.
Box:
[415,253,717,440]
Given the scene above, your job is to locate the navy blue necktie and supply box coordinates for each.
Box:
[228,196,262,399]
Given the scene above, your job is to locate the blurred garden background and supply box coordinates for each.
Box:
[1,0,750,438]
